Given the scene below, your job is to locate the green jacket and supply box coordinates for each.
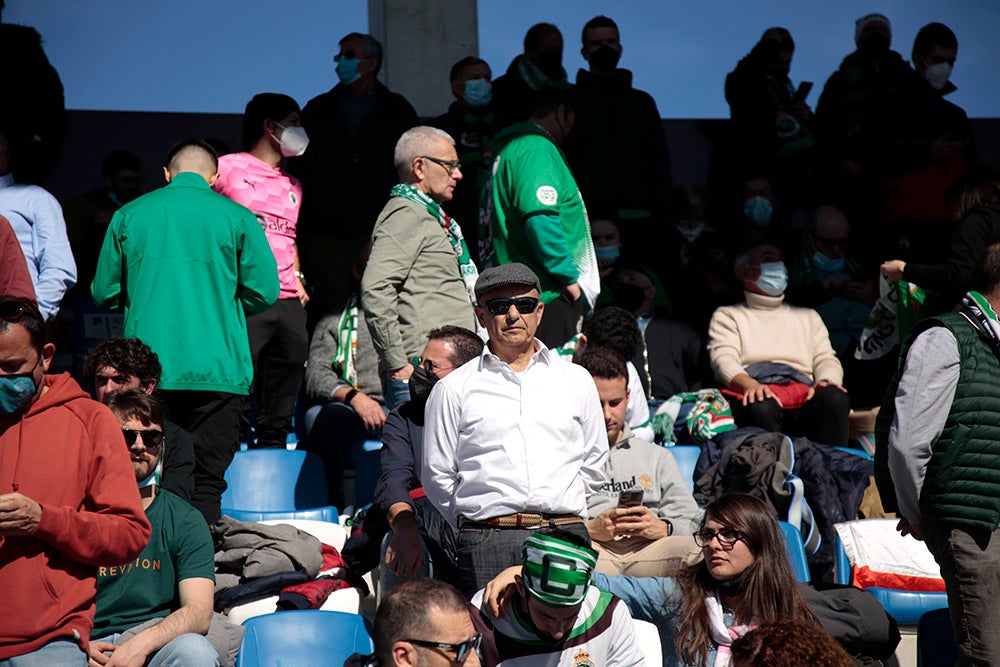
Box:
[360,196,476,372]
[92,172,278,393]
[877,310,1000,531]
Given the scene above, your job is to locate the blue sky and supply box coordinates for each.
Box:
[6,0,998,118]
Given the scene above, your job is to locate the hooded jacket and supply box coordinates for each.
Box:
[0,373,150,659]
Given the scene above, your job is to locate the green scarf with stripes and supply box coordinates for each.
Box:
[521,532,596,607]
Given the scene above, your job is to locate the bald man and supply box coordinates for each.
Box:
[93,138,279,524]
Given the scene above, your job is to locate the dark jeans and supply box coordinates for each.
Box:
[456,521,590,598]
[535,294,584,349]
[246,299,308,448]
[161,390,243,524]
[729,384,851,447]
[300,402,377,509]
[922,514,1000,666]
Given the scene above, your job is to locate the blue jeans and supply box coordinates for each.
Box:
[383,378,411,411]
[456,522,591,597]
[94,632,218,667]
[0,640,86,666]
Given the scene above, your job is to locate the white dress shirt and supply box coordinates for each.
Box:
[422,340,608,528]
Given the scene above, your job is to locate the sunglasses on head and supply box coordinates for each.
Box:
[483,297,540,315]
[122,428,164,450]
[0,299,42,324]
[405,633,482,664]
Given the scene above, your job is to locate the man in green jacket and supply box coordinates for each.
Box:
[482,87,599,349]
[92,139,278,524]
[878,242,1000,665]
[360,126,478,410]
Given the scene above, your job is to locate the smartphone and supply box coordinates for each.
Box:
[617,490,644,508]
[795,81,814,102]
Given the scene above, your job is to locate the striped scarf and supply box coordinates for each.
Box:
[334,294,359,388]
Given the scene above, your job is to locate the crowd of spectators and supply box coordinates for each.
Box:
[0,7,996,666]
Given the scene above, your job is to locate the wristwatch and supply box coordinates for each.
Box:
[343,388,359,405]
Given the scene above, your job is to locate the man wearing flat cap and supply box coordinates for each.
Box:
[422,263,607,596]
[469,531,644,667]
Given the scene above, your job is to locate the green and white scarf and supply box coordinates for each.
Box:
[514,54,570,91]
[391,183,479,308]
[963,290,1000,355]
[521,532,596,607]
[334,294,359,388]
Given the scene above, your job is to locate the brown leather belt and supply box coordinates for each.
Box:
[460,512,584,529]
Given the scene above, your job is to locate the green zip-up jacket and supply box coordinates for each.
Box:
[92,172,278,393]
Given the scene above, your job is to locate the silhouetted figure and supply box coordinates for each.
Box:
[492,23,570,125]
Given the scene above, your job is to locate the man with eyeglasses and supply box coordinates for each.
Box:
[361,126,479,410]
[89,390,221,667]
[291,32,416,317]
[469,531,644,667]
[372,578,480,667]
[481,87,599,348]
[422,263,607,595]
[0,295,150,665]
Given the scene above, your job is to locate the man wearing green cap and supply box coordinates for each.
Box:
[470,531,644,667]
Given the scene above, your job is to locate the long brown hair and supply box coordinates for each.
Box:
[674,494,817,666]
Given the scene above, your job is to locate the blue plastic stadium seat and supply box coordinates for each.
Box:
[221,449,334,519]
[917,608,957,667]
[665,445,701,494]
[777,520,811,583]
[835,532,948,625]
[237,610,374,667]
[223,506,339,523]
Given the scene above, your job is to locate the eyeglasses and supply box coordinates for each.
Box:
[405,633,482,664]
[122,428,165,450]
[413,356,455,374]
[421,155,462,174]
[483,297,540,315]
[693,528,742,549]
[0,298,42,324]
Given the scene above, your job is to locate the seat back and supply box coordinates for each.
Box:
[237,610,373,667]
[917,608,957,667]
[632,619,663,667]
[665,445,701,494]
[224,506,340,523]
[258,519,347,551]
[221,449,330,514]
[777,520,811,583]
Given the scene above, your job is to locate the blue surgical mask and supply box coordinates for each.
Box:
[756,261,788,296]
[137,460,162,489]
[812,250,845,275]
[594,245,620,262]
[676,224,705,242]
[463,78,493,108]
[0,373,38,415]
[744,196,773,228]
[336,57,362,85]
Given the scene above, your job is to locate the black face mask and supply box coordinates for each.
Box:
[859,32,890,58]
[407,365,440,402]
[613,283,647,314]
[535,51,564,79]
[588,45,621,71]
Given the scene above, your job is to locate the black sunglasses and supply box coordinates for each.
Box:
[122,428,165,450]
[405,633,482,664]
[483,297,540,315]
[0,299,42,323]
[420,155,462,173]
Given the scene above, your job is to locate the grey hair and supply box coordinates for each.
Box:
[394,126,455,178]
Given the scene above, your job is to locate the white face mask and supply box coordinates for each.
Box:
[272,123,310,157]
[924,61,953,90]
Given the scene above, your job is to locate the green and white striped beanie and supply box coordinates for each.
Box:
[521,533,597,607]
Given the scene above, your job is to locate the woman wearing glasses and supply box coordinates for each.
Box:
[484,493,896,667]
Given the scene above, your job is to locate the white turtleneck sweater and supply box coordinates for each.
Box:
[707,290,843,388]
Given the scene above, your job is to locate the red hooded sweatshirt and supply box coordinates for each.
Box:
[0,373,151,659]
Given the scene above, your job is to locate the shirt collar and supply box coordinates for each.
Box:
[0,174,14,188]
[167,171,212,188]
[480,338,551,371]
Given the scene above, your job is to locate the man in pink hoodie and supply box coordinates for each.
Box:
[0,295,150,664]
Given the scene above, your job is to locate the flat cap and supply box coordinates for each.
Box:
[474,263,541,301]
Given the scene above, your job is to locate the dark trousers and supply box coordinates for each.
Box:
[161,390,243,524]
[246,299,308,448]
[456,521,590,598]
[299,403,370,509]
[535,294,584,349]
[729,384,851,447]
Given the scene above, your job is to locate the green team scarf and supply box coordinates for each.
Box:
[521,533,597,607]
[514,54,570,91]
[334,294,359,388]
[390,183,479,308]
